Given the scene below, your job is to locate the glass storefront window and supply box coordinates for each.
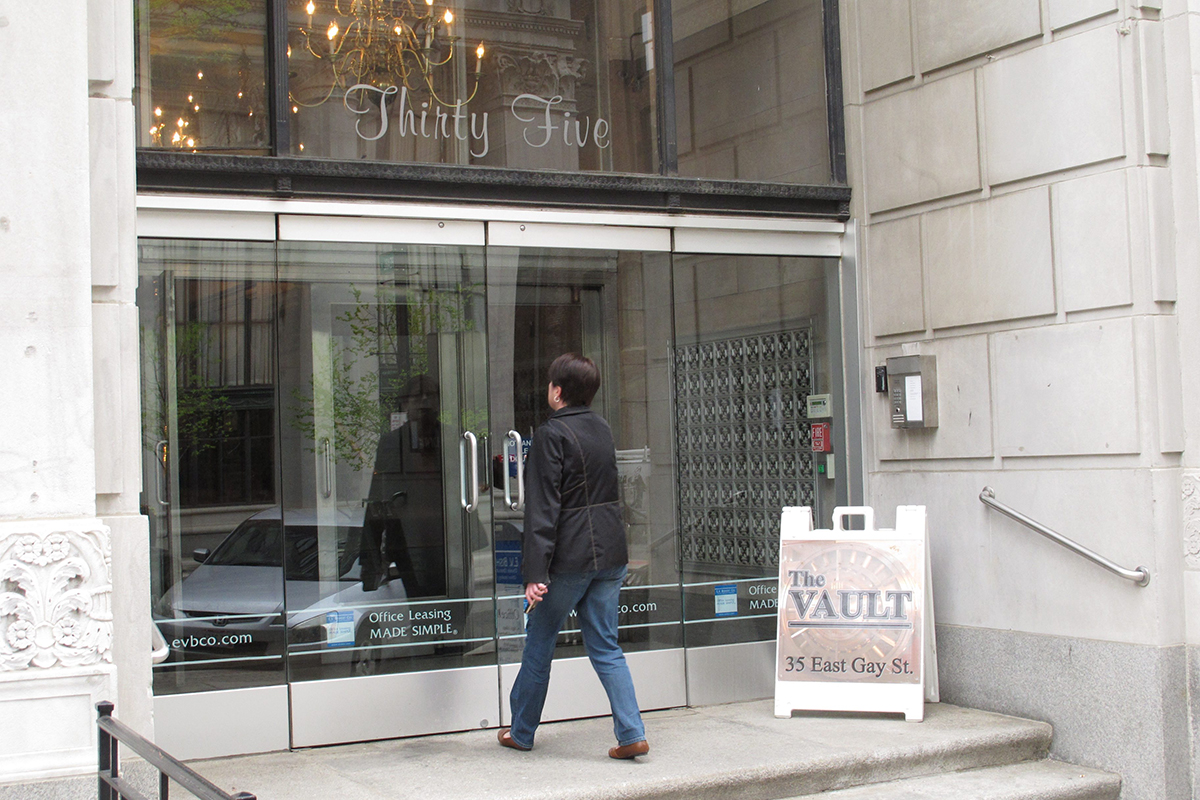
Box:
[134,0,841,185]
[135,0,271,153]
[137,221,857,744]
[672,0,830,183]
[285,0,657,171]
[672,254,844,647]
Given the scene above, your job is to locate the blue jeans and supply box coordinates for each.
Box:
[507,564,645,749]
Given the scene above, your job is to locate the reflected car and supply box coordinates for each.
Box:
[153,506,408,665]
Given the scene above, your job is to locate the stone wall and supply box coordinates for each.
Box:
[88,0,152,747]
[841,1,1200,797]
[0,0,148,784]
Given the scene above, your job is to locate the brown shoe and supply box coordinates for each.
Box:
[498,728,531,751]
[608,740,649,759]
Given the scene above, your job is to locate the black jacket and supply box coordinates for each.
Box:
[521,405,628,584]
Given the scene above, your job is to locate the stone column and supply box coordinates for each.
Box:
[88,0,152,748]
[0,0,147,783]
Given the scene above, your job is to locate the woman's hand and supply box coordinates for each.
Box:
[525,582,548,608]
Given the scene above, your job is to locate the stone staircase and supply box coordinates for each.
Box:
[187,700,1120,800]
[0,700,1121,800]
[798,760,1118,800]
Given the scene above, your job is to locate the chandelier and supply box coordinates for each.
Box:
[295,0,485,109]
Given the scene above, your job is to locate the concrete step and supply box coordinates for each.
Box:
[4,701,1118,800]
[183,701,1066,800]
[785,760,1121,800]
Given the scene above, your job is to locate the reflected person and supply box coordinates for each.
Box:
[360,411,419,596]
[498,353,649,759]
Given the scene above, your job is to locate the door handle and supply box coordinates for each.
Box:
[155,440,169,507]
[504,430,524,511]
[480,434,490,490]
[461,431,479,512]
[322,438,333,499]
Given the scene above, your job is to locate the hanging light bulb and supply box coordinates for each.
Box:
[443,9,453,24]
[154,107,163,117]
[305,0,315,14]
[327,20,339,39]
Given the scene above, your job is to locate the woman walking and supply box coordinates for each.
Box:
[498,353,649,759]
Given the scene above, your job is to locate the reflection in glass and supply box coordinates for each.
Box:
[135,0,270,152]
[275,242,495,681]
[139,240,283,694]
[672,255,842,647]
[672,0,830,183]
[286,0,656,172]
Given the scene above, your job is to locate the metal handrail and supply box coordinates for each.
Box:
[98,702,255,800]
[979,487,1150,587]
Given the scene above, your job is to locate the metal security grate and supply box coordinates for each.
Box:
[674,329,817,574]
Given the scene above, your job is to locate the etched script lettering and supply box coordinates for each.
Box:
[511,93,611,149]
[344,84,490,157]
[344,84,399,141]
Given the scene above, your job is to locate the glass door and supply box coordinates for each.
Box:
[275,227,497,747]
[485,223,687,723]
[140,237,292,758]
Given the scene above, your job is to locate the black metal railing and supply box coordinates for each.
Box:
[97,702,256,800]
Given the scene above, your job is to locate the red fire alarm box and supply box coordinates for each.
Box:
[811,422,832,453]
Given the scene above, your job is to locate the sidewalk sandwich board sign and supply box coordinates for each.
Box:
[774,505,936,722]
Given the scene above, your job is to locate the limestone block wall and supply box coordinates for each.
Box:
[0,0,147,785]
[88,0,153,747]
[841,1,1199,797]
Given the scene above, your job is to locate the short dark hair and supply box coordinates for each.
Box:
[548,353,600,406]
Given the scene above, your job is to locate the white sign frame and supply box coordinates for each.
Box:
[774,505,937,722]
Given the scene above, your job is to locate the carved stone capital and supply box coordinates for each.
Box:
[494,46,589,103]
[0,522,113,671]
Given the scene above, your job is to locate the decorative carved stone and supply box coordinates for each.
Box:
[0,525,113,671]
[506,0,551,14]
[1184,472,1200,568]
[494,47,589,102]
